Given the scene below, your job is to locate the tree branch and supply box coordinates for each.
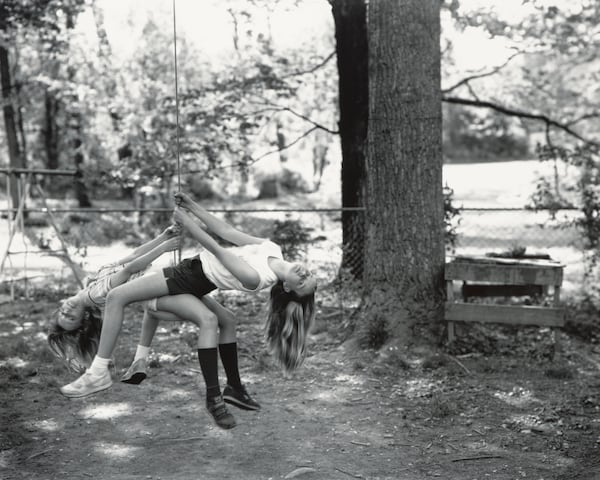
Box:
[184,126,322,174]
[442,50,524,95]
[442,95,600,146]
[249,98,339,134]
[282,50,336,78]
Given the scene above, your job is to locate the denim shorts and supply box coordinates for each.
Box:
[162,255,217,300]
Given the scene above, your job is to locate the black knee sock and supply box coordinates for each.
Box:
[197,348,220,399]
[218,342,242,389]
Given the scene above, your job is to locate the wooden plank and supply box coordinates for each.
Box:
[444,302,564,327]
[461,284,544,299]
[445,261,563,286]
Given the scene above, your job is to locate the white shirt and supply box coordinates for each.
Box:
[199,240,283,293]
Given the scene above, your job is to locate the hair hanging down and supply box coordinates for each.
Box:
[265,281,316,372]
[47,307,102,372]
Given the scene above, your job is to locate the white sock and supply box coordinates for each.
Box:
[88,356,111,376]
[133,345,151,362]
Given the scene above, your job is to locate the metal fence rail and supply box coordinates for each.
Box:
[0,204,588,297]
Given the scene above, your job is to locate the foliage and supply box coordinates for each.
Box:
[360,314,389,350]
[270,218,311,260]
[443,104,530,162]
[443,184,461,251]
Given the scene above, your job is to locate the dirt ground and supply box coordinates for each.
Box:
[2,289,600,480]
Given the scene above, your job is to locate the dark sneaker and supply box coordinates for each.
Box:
[120,358,147,385]
[223,384,261,411]
[206,395,236,429]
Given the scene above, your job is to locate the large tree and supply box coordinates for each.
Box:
[330,0,368,279]
[361,0,444,344]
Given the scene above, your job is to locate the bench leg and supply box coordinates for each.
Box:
[446,279,456,343]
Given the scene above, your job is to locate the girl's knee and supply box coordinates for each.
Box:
[105,287,128,307]
[196,310,218,330]
[218,310,236,329]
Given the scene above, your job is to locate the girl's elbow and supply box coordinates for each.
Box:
[242,275,260,290]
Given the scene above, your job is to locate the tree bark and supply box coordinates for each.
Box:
[0,44,25,216]
[363,0,444,343]
[330,0,369,279]
[43,90,60,170]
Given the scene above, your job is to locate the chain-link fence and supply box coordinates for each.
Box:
[0,205,588,298]
[0,207,366,297]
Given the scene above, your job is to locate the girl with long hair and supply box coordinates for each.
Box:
[59,192,317,430]
[48,225,180,370]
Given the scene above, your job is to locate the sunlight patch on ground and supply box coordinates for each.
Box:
[333,373,364,385]
[0,321,30,337]
[30,418,61,432]
[312,389,341,402]
[394,379,444,399]
[157,353,182,363]
[493,387,541,407]
[0,357,29,368]
[79,402,132,420]
[505,413,546,432]
[154,388,193,401]
[94,442,142,459]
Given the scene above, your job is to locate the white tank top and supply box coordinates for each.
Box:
[199,240,283,292]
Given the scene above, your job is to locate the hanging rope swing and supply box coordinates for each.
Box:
[172,0,181,192]
[172,0,182,263]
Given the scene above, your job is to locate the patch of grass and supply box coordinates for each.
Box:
[0,364,24,381]
[352,360,365,372]
[422,354,448,370]
[0,337,31,360]
[428,393,457,418]
[361,314,389,350]
[381,349,411,371]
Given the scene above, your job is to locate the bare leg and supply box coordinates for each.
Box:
[139,309,160,348]
[154,295,218,348]
[201,295,237,344]
[98,271,170,359]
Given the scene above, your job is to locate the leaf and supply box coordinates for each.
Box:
[284,467,316,479]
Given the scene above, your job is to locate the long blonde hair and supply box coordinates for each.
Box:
[265,281,315,371]
[47,307,102,372]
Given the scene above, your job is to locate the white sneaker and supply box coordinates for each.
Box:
[60,369,112,398]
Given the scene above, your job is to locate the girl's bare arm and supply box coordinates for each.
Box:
[115,225,178,265]
[174,207,260,290]
[109,237,180,289]
[174,192,264,247]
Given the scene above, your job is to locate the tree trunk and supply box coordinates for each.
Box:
[0,44,25,216]
[363,0,444,345]
[66,11,92,208]
[330,0,369,279]
[43,90,60,170]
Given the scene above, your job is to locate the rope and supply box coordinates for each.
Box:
[172,0,182,263]
[172,0,181,192]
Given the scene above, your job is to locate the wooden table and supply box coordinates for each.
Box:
[445,255,565,343]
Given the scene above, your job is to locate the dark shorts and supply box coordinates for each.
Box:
[163,256,217,300]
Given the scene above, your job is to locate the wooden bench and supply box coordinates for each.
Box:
[445,255,565,343]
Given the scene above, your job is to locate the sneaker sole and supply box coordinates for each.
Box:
[60,382,112,398]
[223,394,260,411]
[120,372,147,385]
